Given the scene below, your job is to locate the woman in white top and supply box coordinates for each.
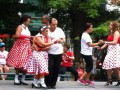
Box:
[6,15,32,85]
[78,23,103,85]
[0,42,9,80]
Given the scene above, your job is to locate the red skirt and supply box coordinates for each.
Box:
[6,39,32,68]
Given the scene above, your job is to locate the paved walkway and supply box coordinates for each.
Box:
[0,80,120,90]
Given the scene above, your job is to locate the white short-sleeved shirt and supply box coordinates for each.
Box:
[0,50,8,64]
[81,32,93,55]
[48,27,65,54]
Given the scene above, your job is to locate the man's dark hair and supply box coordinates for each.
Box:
[49,17,53,24]
[43,15,50,21]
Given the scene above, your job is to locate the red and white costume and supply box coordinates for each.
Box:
[6,24,32,68]
[102,35,120,69]
[24,34,50,75]
[61,51,74,67]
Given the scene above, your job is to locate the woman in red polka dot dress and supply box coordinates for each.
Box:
[24,25,55,88]
[100,21,120,86]
[6,15,32,85]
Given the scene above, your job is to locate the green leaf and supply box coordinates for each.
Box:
[48,0,72,9]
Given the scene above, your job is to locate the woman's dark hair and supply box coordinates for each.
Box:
[84,23,92,31]
[64,42,70,50]
[20,15,31,24]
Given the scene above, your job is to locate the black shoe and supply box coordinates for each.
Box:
[40,83,47,88]
[32,83,40,88]
[20,81,28,85]
[50,86,56,89]
[105,79,112,86]
[114,81,120,86]
[14,81,21,85]
[46,85,51,89]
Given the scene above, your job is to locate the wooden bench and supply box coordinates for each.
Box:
[0,67,34,80]
[58,74,71,81]
[0,73,34,80]
[0,67,71,81]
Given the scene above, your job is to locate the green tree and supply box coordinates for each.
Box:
[37,0,120,61]
[0,0,37,35]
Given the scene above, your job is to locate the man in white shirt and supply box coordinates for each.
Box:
[45,18,66,89]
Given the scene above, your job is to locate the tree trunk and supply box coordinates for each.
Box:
[70,11,86,62]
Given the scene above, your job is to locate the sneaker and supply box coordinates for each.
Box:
[86,80,94,85]
[77,79,87,85]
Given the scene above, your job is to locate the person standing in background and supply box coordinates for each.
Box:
[45,18,66,89]
[6,15,33,85]
[36,15,50,36]
[41,15,50,26]
[100,21,120,86]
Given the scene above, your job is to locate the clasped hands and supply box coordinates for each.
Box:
[95,40,106,50]
[51,38,64,44]
[97,40,105,45]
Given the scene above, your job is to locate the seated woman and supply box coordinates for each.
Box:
[59,43,78,81]
[0,42,9,80]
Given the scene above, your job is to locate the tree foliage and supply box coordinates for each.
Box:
[0,0,119,61]
[92,20,111,40]
[36,0,120,61]
[0,0,37,34]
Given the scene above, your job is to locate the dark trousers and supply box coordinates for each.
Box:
[59,66,78,81]
[45,54,62,87]
[82,54,93,73]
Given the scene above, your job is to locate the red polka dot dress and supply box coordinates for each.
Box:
[6,25,32,68]
[24,35,49,76]
[102,35,120,69]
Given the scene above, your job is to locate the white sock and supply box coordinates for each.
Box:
[40,78,45,84]
[40,78,46,87]
[21,75,26,82]
[37,78,41,84]
[57,76,61,81]
[15,75,19,83]
[33,78,39,87]
[33,78,38,85]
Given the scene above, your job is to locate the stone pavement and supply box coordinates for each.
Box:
[0,80,120,90]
